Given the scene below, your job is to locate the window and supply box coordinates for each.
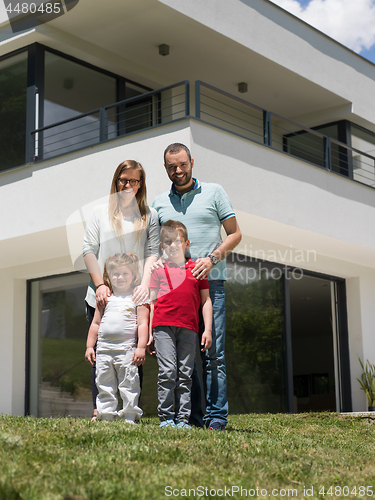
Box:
[108,81,154,141]
[225,257,287,413]
[41,50,117,160]
[283,121,350,176]
[0,51,28,172]
[0,44,153,169]
[225,254,351,413]
[350,124,375,186]
[28,273,92,417]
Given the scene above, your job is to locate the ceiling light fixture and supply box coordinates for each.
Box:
[159,44,170,56]
[238,82,248,93]
[63,77,74,90]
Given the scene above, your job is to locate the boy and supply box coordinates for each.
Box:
[149,220,212,428]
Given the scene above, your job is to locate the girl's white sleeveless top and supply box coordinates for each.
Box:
[97,295,141,353]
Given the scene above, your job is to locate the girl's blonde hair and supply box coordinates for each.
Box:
[108,160,148,240]
[103,253,141,294]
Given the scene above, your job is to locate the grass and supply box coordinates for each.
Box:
[0,413,374,500]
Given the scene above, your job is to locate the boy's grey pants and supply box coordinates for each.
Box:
[153,326,197,423]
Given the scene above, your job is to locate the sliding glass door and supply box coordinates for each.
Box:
[225,257,288,413]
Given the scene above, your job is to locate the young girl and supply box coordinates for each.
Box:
[85,253,150,423]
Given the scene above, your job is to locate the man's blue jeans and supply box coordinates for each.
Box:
[190,280,228,427]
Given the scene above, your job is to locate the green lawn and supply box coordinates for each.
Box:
[0,413,374,500]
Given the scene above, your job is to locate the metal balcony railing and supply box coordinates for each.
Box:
[195,80,375,188]
[29,79,375,189]
[30,81,189,162]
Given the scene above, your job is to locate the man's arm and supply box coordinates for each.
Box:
[200,289,212,352]
[192,216,242,280]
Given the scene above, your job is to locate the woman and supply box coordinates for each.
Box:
[83,160,160,420]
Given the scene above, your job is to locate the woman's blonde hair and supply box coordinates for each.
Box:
[103,253,141,294]
[108,160,148,240]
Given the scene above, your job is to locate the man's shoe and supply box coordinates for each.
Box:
[159,419,177,428]
[176,422,191,429]
[208,421,226,431]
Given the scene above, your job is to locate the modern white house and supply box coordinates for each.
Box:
[1,0,375,418]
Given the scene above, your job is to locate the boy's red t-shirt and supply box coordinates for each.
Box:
[150,258,209,333]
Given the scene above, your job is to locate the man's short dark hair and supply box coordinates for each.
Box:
[164,143,192,164]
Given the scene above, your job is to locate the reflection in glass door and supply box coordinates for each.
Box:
[225,256,350,414]
[225,258,288,413]
[290,275,338,412]
[28,273,92,417]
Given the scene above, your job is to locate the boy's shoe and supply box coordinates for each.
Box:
[176,422,191,429]
[159,419,177,428]
[125,419,136,425]
[208,421,226,431]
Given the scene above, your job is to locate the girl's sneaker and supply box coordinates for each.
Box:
[176,422,191,429]
[159,419,177,428]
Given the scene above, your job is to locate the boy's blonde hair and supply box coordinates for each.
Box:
[160,220,188,243]
[103,253,140,293]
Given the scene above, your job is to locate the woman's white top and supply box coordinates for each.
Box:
[82,203,160,308]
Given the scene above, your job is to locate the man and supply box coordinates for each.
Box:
[152,143,242,431]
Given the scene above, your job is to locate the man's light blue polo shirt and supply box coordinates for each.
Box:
[152,179,235,280]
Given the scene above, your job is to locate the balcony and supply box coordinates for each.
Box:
[29,80,375,189]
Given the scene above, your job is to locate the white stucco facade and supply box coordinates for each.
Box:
[1,0,374,415]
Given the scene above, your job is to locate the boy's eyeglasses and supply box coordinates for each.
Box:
[163,239,183,246]
[117,178,140,187]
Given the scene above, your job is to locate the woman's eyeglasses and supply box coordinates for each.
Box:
[117,178,141,187]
